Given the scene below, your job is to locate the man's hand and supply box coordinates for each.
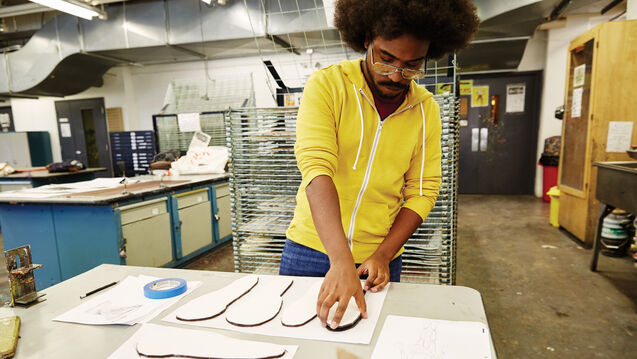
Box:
[357,253,391,293]
[316,261,368,329]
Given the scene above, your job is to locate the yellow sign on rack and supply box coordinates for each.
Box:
[436,83,452,95]
[459,80,473,95]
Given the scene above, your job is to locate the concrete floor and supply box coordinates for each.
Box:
[1,195,636,358]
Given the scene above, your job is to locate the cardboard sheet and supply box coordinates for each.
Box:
[108,323,298,359]
[163,275,389,344]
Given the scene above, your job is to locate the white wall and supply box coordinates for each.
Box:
[10,48,347,162]
[629,0,637,20]
[532,14,617,198]
[10,67,129,162]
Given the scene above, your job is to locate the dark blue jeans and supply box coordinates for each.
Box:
[279,239,402,282]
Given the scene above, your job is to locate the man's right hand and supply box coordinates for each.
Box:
[316,260,368,329]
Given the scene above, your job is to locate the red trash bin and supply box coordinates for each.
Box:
[539,162,558,202]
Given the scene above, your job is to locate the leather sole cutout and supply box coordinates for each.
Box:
[175,275,259,322]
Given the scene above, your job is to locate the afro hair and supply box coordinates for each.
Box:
[334,0,480,59]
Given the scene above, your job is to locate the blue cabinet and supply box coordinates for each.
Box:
[0,179,231,289]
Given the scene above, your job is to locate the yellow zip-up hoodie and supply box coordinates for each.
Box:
[286,58,442,263]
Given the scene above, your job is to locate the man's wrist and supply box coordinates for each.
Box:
[372,245,395,264]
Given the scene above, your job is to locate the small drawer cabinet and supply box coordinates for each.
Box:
[0,177,231,289]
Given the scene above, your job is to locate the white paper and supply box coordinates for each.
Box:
[573,64,586,87]
[505,84,525,113]
[108,323,298,359]
[371,316,492,359]
[163,275,389,344]
[571,87,583,118]
[53,275,201,325]
[188,131,212,150]
[60,123,72,138]
[459,120,468,127]
[606,121,634,152]
[177,113,201,132]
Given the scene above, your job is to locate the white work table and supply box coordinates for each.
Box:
[10,264,497,358]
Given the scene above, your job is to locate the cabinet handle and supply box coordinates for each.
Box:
[214,214,220,221]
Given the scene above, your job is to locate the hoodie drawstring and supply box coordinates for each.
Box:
[419,102,426,196]
[352,83,365,170]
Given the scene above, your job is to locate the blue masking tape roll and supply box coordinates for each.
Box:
[143,278,187,299]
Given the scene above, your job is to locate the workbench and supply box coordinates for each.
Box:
[7,264,497,358]
[0,174,231,289]
[590,161,637,271]
[0,168,106,192]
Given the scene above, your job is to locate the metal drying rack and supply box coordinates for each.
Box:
[226,93,459,284]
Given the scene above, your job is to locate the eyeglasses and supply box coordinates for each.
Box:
[368,44,426,80]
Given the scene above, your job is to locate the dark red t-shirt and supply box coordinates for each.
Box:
[366,79,407,120]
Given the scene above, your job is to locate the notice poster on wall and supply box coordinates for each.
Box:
[60,123,72,138]
[505,84,525,113]
[459,80,473,96]
[573,64,586,88]
[606,121,634,152]
[571,87,583,118]
[471,86,489,107]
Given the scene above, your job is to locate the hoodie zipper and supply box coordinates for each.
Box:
[346,88,413,249]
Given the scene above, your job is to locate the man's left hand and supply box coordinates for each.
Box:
[357,254,390,293]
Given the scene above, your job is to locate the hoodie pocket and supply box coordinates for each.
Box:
[341,196,391,242]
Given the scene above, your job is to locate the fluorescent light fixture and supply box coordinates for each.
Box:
[29,0,104,20]
[201,0,212,4]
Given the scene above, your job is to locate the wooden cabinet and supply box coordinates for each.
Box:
[558,20,637,244]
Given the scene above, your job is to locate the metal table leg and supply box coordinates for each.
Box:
[590,204,615,272]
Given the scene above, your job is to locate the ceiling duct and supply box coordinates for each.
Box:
[0,0,555,97]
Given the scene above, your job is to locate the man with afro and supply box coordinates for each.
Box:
[281,0,480,329]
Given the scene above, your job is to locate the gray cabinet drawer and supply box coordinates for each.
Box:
[119,198,168,225]
[177,188,210,209]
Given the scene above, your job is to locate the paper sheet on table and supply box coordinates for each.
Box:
[108,323,298,359]
[163,275,388,344]
[371,315,492,359]
[53,275,201,325]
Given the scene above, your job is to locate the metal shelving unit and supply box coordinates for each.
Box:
[401,92,459,284]
[153,112,227,153]
[226,107,300,274]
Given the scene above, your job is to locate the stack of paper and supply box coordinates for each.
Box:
[53,275,201,325]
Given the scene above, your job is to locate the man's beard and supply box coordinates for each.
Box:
[375,81,409,98]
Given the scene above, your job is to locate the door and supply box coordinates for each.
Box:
[55,98,113,177]
[458,72,541,194]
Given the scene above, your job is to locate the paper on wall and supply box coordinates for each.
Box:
[505,83,525,113]
[606,121,634,152]
[571,87,583,118]
[573,64,586,88]
[60,123,72,138]
[370,316,492,359]
[177,113,201,132]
